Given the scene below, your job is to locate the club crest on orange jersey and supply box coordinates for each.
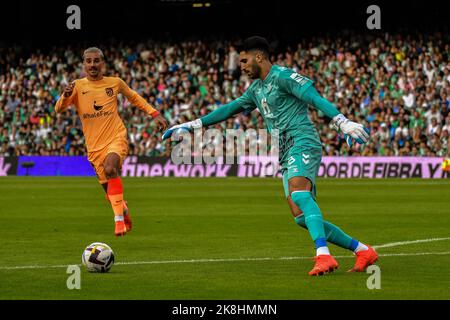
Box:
[105,87,114,97]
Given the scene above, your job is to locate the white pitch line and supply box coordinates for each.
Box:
[1,251,450,271]
[376,251,450,257]
[1,237,449,271]
[0,264,74,270]
[373,237,450,249]
[115,251,450,266]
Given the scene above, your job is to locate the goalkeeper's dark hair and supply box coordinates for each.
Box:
[239,36,270,58]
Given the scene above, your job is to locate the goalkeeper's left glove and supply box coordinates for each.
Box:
[162,119,203,141]
[331,114,370,147]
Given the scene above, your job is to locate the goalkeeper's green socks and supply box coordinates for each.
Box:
[291,191,330,256]
[295,214,369,253]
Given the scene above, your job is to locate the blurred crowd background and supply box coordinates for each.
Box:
[0,32,449,157]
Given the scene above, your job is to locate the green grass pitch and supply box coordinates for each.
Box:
[1,177,449,299]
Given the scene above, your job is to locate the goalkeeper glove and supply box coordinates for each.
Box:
[331,114,370,147]
[162,119,203,141]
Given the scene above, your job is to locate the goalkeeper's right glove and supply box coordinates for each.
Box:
[162,119,203,141]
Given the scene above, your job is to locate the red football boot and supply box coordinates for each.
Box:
[348,245,378,272]
[115,220,127,237]
[308,255,339,276]
[123,201,132,232]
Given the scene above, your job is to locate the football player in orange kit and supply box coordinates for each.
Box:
[55,47,168,236]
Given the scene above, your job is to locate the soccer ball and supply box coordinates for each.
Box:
[81,242,115,273]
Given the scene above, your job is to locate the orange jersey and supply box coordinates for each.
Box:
[55,76,159,152]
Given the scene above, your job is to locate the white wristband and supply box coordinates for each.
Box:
[332,114,347,131]
[189,119,203,129]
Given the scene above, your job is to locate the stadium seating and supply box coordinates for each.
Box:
[0,34,449,157]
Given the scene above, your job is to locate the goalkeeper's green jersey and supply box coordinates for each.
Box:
[230,65,338,158]
[200,64,341,162]
[237,65,315,132]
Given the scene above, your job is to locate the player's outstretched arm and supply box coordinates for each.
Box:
[302,86,370,147]
[55,81,76,113]
[162,98,252,141]
[279,72,369,147]
[119,78,168,132]
[152,114,168,132]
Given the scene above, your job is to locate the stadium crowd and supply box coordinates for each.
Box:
[0,32,449,157]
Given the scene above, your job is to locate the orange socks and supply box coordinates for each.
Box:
[107,177,124,222]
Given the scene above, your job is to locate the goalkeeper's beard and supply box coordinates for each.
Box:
[249,63,261,79]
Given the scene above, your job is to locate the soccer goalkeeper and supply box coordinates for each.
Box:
[162,36,378,275]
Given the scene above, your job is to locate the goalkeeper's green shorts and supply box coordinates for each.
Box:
[281,145,322,200]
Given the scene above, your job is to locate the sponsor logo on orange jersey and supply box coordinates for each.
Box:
[82,110,114,119]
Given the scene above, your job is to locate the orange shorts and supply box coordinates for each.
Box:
[87,137,129,184]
